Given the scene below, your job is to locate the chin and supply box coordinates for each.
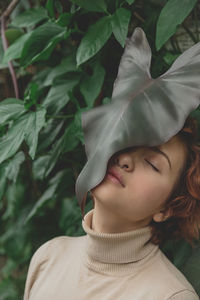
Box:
[91,180,119,204]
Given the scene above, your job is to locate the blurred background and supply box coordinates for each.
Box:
[0,0,200,298]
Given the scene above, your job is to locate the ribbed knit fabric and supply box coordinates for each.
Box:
[23,209,199,300]
[81,209,159,275]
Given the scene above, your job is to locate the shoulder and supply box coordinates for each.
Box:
[142,248,198,299]
[23,235,85,300]
[30,234,85,262]
[29,236,71,264]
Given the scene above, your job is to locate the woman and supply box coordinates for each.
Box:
[23,116,200,299]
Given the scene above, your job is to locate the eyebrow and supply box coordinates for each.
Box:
[150,146,172,170]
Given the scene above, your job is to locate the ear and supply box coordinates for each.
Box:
[152,208,172,223]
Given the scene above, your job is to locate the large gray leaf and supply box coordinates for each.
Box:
[75,27,200,205]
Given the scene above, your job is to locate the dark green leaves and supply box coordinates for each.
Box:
[0,99,26,124]
[2,33,31,63]
[43,74,80,114]
[76,8,131,65]
[44,110,84,176]
[80,62,105,107]
[24,108,46,159]
[76,16,112,66]
[156,0,198,50]
[0,106,46,163]
[111,8,131,47]
[20,22,68,66]
[10,7,48,28]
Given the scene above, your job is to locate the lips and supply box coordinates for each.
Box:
[107,168,125,187]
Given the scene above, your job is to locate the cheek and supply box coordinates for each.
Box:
[126,174,172,211]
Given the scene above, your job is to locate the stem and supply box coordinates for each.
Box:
[2,0,20,18]
[0,0,20,99]
[133,12,145,23]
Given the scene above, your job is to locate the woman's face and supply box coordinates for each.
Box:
[91,134,188,229]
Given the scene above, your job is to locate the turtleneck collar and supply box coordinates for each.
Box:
[81,209,159,276]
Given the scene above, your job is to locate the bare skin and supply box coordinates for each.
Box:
[90,134,188,234]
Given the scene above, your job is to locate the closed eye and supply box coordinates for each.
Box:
[144,159,159,172]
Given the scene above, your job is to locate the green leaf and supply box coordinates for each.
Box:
[0,167,7,204]
[0,107,46,163]
[25,171,64,222]
[0,98,26,125]
[56,13,72,27]
[44,110,84,176]
[156,0,198,50]
[5,28,24,44]
[76,16,113,66]
[111,8,131,47]
[2,32,31,63]
[33,155,51,180]
[5,151,25,183]
[126,0,136,4]
[24,107,46,159]
[38,120,64,152]
[24,82,40,110]
[43,75,80,114]
[46,0,55,18]
[43,53,78,86]
[20,21,67,66]
[70,0,107,12]
[0,117,27,164]
[10,7,48,28]
[61,112,83,152]
[80,62,105,107]
[163,52,180,66]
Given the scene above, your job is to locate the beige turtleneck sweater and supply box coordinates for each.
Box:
[23,209,198,300]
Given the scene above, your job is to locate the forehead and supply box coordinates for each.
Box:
[158,134,188,172]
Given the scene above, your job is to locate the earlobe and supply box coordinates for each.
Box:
[153,209,171,223]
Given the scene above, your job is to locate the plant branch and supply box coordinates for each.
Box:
[0,0,20,99]
[2,0,20,18]
[133,12,145,23]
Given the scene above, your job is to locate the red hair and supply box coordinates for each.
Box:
[150,116,200,247]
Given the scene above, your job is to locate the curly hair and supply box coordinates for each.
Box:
[149,116,200,247]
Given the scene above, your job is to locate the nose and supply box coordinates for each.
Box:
[114,151,135,171]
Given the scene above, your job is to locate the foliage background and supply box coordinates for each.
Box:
[0,0,200,298]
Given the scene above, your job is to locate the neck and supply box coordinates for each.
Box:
[81,208,159,275]
[91,200,151,233]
